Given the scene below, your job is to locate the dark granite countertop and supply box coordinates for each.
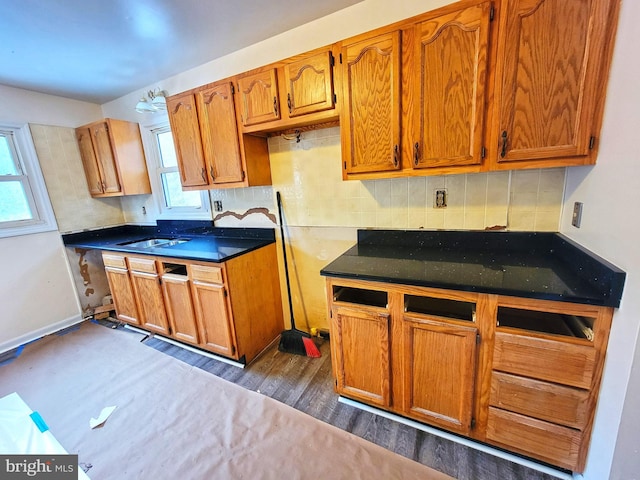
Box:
[320,230,625,307]
[62,220,276,263]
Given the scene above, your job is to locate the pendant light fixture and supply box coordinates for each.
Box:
[135,88,167,113]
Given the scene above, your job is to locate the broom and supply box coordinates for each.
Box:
[276,191,321,358]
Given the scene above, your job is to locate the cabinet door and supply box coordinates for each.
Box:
[76,127,104,196]
[161,274,199,345]
[91,122,121,194]
[191,281,236,358]
[494,0,614,163]
[196,82,245,185]
[411,2,491,169]
[104,266,139,325]
[402,315,478,434]
[130,271,170,335]
[331,305,391,407]
[283,50,335,117]
[167,92,209,187]
[237,69,281,127]
[341,31,402,175]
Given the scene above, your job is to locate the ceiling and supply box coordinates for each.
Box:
[0,0,363,104]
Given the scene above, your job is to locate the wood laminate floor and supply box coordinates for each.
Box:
[126,325,561,480]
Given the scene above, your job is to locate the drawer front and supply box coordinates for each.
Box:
[486,407,582,471]
[490,372,589,429]
[102,253,127,269]
[127,256,158,274]
[190,264,224,284]
[493,332,596,389]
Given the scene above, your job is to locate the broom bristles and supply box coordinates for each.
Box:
[302,336,321,358]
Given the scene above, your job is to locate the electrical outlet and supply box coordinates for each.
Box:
[572,202,583,228]
[213,200,223,212]
[434,189,447,208]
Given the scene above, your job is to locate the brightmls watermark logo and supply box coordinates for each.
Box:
[1,455,78,479]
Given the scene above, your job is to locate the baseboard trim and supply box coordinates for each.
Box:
[338,396,579,480]
[123,324,246,369]
[0,314,86,355]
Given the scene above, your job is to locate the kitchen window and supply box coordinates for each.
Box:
[143,123,209,219]
[0,124,57,238]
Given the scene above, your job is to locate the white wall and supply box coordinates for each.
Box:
[0,86,102,351]
[559,1,640,478]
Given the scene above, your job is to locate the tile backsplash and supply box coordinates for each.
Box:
[212,127,565,232]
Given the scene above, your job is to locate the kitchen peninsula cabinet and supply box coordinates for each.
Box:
[490,0,620,169]
[189,264,235,357]
[100,243,283,364]
[322,229,625,473]
[76,119,151,197]
[161,265,199,345]
[128,256,171,336]
[166,81,271,190]
[102,253,139,325]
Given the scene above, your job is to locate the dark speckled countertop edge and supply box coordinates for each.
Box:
[62,221,277,263]
[320,229,626,308]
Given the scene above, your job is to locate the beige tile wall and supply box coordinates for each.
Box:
[212,126,566,331]
[30,124,125,233]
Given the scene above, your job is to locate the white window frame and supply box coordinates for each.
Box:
[0,123,57,238]
[140,120,210,220]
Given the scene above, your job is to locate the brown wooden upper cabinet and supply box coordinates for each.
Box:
[166,80,271,190]
[76,119,151,197]
[409,2,492,171]
[489,0,619,169]
[237,47,338,134]
[340,31,402,176]
[338,0,619,178]
[236,68,281,127]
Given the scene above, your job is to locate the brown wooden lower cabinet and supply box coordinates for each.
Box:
[325,277,613,473]
[102,244,283,364]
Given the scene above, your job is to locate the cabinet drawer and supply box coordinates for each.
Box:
[190,264,224,284]
[493,332,596,389]
[127,256,158,273]
[102,253,127,269]
[490,372,589,429]
[486,407,582,471]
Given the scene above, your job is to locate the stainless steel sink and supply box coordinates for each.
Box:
[118,238,190,249]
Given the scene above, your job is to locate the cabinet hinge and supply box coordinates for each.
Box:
[471,417,476,429]
[223,288,228,297]
[333,93,337,104]
[339,53,343,64]
[241,171,246,181]
[476,333,481,345]
[481,146,486,159]
[231,345,236,355]
[589,136,596,150]
[329,52,335,67]
[489,3,495,21]
[231,83,235,95]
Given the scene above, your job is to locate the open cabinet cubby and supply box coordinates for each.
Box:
[332,286,388,308]
[162,263,188,276]
[497,306,594,341]
[404,295,475,322]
